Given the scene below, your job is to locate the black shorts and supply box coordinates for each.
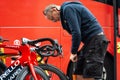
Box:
[74,35,109,79]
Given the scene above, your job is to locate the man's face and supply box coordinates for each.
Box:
[45,8,60,22]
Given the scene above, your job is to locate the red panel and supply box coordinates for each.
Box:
[0,0,64,26]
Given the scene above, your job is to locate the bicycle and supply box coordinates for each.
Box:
[0,37,49,80]
[23,37,69,80]
[0,37,69,80]
[17,37,69,80]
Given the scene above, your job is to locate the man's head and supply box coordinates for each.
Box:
[43,4,61,22]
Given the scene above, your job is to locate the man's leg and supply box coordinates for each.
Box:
[76,75,83,80]
[82,35,109,80]
[83,78,95,80]
[76,75,95,80]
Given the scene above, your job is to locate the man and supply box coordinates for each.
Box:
[43,1,109,80]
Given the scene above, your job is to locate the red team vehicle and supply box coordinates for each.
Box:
[0,0,120,80]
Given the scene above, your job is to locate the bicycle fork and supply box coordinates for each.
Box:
[29,63,38,80]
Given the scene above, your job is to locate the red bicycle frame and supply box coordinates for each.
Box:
[0,43,39,80]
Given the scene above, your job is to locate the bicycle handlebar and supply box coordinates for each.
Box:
[21,38,63,57]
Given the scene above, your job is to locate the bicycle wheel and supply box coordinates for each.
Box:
[39,64,68,80]
[16,66,49,80]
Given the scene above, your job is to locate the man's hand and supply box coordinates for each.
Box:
[70,53,77,62]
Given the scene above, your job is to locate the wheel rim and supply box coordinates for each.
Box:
[46,71,61,80]
[102,67,107,80]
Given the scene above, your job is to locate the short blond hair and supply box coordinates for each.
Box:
[43,4,57,15]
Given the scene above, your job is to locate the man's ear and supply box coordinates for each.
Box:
[52,7,58,11]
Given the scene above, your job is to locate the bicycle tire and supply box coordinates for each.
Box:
[39,64,69,80]
[15,66,49,80]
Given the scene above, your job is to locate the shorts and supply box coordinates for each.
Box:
[74,35,109,79]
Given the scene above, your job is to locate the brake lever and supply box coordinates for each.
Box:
[57,45,64,57]
[50,39,63,57]
[35,46,55,57]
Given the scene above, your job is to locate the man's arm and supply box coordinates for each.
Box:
[63,6,81,54]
